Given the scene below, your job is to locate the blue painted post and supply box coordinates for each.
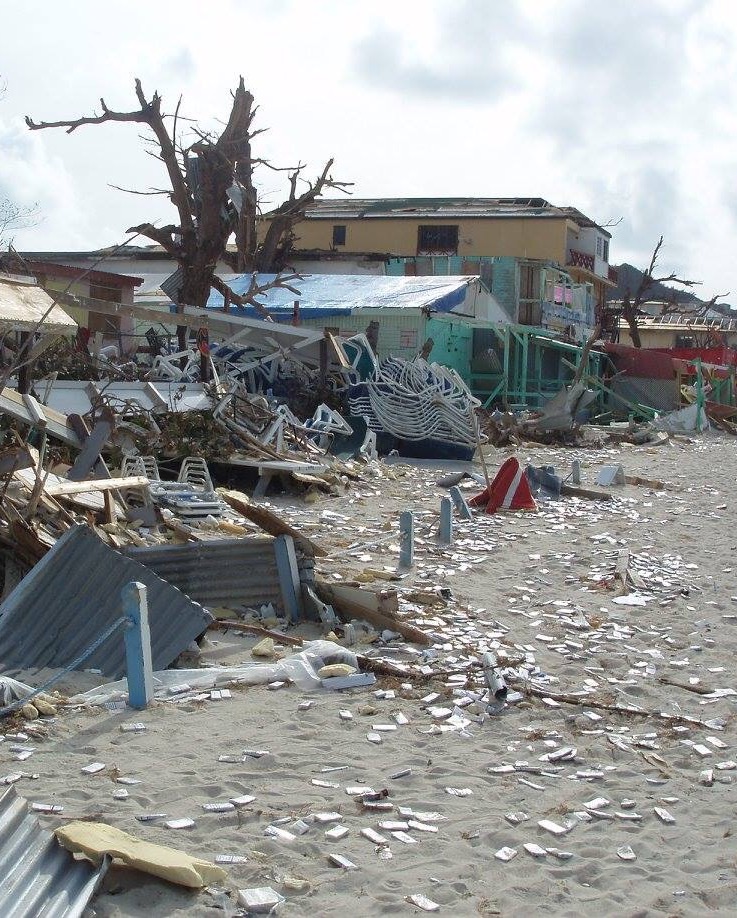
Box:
[399,510,414,568]
[123,581,154,710]
[449,485,472,520]
[439,497,453,545]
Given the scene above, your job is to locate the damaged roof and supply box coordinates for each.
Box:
[291,198,611,236]
[137,272,492,320]
[0,276,77,334]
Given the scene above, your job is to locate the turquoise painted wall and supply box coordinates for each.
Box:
[488,257,518,320]
[426,318,473,376]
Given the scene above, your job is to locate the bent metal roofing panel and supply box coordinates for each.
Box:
[0,525,213,679]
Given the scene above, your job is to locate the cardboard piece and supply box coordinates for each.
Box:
[55,821,227,889]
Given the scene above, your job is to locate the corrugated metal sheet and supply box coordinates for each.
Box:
[0,785,107,918]
[0,526,213,679]
[0,276,77,333]
[137,272,484,319]
[124,537,286,611]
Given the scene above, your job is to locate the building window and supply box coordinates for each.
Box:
[399,329,418,349]
[675,334,695,348]
[332,225,346,246]
[417,225,459,255]
[90,284,122,303]
[596,237,603,257]
[602,239,609,262]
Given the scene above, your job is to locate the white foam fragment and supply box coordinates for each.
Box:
[495,846,517,861]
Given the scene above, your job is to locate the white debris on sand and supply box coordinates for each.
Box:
[3,436,737,915]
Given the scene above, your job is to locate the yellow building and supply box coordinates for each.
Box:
[267,197,616,318]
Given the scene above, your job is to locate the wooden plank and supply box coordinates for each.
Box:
[560,483,612,501]
[326,582,399,615]
[327,331,351,369]
[624,474,671,491]
[0,387,81,446]
[67,413,114,481]
[21,394,47,427]
[42,475,150,497]
[67,419,113,481]
[316,580,432,646]
[209,619,304,646]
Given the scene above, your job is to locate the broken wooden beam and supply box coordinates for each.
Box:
[316,580,432,646]
[208,620,304,647]
[560,483,612,501]
[218,488,327,557]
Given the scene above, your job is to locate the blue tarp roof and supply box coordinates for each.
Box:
[138,273,477,319]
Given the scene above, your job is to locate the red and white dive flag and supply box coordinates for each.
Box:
[469,457,537,514]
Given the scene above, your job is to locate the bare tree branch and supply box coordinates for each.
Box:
[126,223,181,257]
[621,235,702,347]
[25,76,350,365]
[109,184,172,197]
[257,158,353,271]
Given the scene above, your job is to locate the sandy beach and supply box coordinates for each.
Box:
[3,433,737,917]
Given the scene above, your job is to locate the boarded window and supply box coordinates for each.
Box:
[519,301,542,325]
[90,284,122,303]
[417,225,459,255]
[88,284,121,335]
[519,264,539,300]
[399,329,418,349]
[332,225,346,246]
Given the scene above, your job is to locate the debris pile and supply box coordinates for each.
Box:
[348,357,481,460]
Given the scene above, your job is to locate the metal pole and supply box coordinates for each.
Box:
[123,582,154,710]
[439,497,453,545]
[399,510,414,568]
[449,485,472,520]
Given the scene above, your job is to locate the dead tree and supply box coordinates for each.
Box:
[26,78,351,348]
[1,199,38,250]
[621,236,698,347]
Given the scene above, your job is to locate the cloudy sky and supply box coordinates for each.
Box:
[1,0,735,300]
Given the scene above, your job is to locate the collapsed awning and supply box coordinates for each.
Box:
[0,276,77,334]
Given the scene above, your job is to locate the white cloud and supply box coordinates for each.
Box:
[0,0,735,300]
[0,115,88,249]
